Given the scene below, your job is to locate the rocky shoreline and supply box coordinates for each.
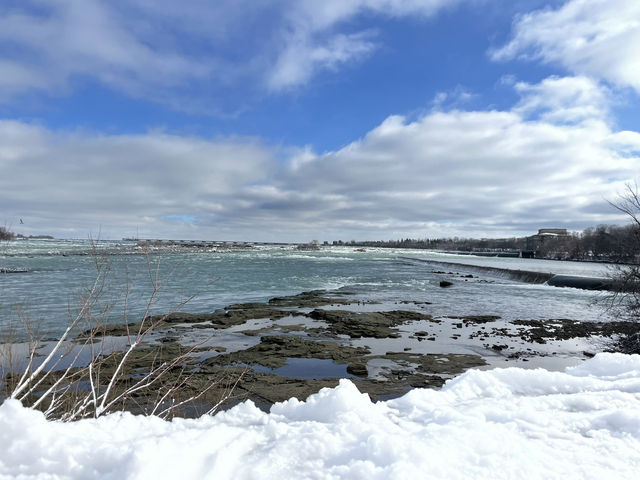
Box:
[19,288,624,416]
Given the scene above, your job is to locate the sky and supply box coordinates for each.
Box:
[1,0,639,242]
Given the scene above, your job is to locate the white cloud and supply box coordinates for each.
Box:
[0,121,274,238]
[268,31,377,90]
[513,75,611,124]
[431,86,477,111]
[0,0,213,104]
[268,0,467,90]
[2,73,637,241]
[0,0,467,104]
[273,110,634,231]
[254,77,636,238]
[293,0,466,29]
[492,0,640,93]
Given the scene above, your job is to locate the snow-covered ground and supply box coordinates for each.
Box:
[1,353,639,479]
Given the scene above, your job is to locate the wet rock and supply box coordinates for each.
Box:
[76,322,139,339]
[226,302,268,310]
[211,308,294,326]
[375,352,486,377]
[512,319,640,344]
[228,372,440,407]
[456,315,501,325]
[308,309,433,339]
[205,335,370,369]
[159,336,179,343]
[79,310,270,338]
[266,290,356,308]
[235,373,340,406]
[346,362,368,377]
[439,281,453,287]
[238,323,306,336]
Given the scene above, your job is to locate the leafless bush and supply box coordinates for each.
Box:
[1,246,239,420]
[604,183,640,352]
[0,226,13,241]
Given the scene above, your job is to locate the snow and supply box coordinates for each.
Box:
[1,353,640,479]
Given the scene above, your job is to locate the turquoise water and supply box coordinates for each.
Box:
[0,239,616,338]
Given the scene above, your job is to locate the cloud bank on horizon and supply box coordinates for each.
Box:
[0,0,639,242]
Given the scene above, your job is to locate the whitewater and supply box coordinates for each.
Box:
[0,239,618,338]
[1,353,639,479]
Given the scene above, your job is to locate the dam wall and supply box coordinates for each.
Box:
[402,257,613,291]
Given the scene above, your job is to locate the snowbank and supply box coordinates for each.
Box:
[1,353,639,479]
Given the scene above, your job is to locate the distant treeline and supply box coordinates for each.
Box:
[335,224,640,263]
[541,225,640,262]
[0,228,55,241]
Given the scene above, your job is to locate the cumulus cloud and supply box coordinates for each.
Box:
[0,121,274,238]
[268,0,465,90]
[492,0,640,93]
[240,75,637,239]
[2,76,637,241]
[268,109,636,236]
[513,75,611,124]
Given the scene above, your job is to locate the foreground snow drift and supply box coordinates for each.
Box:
[1,353,640,479]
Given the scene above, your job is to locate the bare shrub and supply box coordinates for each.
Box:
[0,226,13,241]
[1,245,240,420]
[605,183,640,352]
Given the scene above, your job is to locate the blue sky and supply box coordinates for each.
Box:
[1,0,639,241]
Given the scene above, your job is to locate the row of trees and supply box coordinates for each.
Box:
[536,224,639,262]
[345,224,640,263]
[338,237,525,251]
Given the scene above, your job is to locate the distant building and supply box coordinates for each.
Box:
[522,228,570,257]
